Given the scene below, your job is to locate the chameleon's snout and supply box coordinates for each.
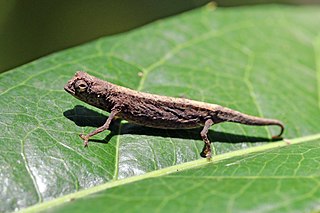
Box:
[64,82,75,95]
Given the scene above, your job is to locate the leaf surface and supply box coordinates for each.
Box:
[0,4,319,213]
[39,136,320,213]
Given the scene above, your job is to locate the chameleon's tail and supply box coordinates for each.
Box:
[217,107,284,138]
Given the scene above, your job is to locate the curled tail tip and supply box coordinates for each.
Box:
[272,135,282,141]
[272,121,284,139]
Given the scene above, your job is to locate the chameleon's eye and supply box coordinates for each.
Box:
[74,80,88,93]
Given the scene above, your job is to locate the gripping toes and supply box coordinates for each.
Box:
[79,134,89,147]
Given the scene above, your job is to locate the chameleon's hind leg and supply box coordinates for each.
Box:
[200,119,214,159]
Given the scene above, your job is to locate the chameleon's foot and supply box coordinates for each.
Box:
[200,119,214,159]
[79,134,89,147]
[200,145,212,159]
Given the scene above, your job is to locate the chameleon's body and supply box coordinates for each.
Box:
[64,71,284,158]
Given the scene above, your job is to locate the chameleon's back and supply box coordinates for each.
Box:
[117,90,220,129]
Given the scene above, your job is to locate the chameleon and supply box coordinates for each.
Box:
[64,71,284,158]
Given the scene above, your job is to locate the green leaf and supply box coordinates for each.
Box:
[0,4,319,213]
[25,135,320,213]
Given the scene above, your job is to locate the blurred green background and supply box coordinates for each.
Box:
[1,0,319,73]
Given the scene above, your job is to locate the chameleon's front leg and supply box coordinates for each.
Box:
[80,108,120,147]
[200,119,214,159]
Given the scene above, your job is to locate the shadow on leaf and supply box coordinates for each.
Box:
[63,105,278,146]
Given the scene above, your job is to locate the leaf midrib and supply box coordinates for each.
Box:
[19,133,320,213]
[314,34,320,109]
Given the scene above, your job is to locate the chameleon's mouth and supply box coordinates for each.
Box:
[64,83,75,95]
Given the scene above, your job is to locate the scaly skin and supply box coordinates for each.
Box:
[64,71,284,158]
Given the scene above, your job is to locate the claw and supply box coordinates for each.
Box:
[200,148,212,159]
[79,134,89,147]
[206,152,212,159]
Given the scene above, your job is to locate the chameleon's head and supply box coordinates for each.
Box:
[64,71,94,96]
[64,71,110,106]
[65,71,114,111]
